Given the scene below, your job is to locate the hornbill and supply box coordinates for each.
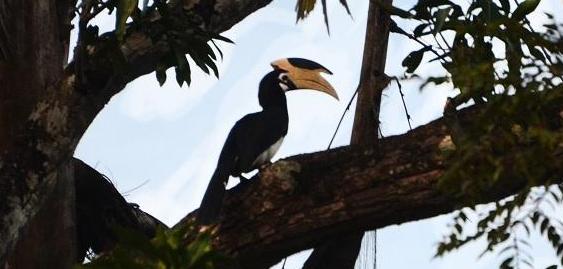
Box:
[197,58,338,224]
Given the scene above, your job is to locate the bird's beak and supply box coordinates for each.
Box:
[271,58,339,100]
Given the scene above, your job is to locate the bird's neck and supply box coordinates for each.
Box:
[259,88,288,112]
[262,103,288,116]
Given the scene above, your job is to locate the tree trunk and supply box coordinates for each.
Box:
[0,0,273,266]
[0,0,78,267]
[6,162,76,269]
[304,0,393,267]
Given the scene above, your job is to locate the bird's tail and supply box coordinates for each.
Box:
[197,167,230,224]
[197,128,237,224]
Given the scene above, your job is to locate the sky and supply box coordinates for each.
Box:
[73,0,563,268]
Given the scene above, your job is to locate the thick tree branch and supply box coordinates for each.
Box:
[0,0,77,265]
[68,0,273,132]
[0,0,272,264]
[70,94,561,267]
[174,101,562,269]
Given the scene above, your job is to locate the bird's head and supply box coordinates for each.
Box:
[270,58,339,100]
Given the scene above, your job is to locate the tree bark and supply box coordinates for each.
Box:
[350,0,392,146]
[0,0,273,265]
[174,100,562,269]
[0,0,77,267]
[6,162,76,269]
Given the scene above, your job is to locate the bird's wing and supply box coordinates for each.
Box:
[197,110,286,224]
[231,110,287,173]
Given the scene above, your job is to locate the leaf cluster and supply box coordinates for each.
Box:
[76,0,232,88]
[437,186,563,269]
[77,224,227,269]
[295,0,352,33]
[382,0,563,267]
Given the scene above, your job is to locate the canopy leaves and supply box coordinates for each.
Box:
[295,0,352,33]
[383,0,563,267]
[76,0,232,88]
[78,225,227,269]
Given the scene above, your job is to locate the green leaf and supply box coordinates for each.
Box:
[500,257,514,269]
[521,259,534,269]
[529,46,545,61]
[173,46,191,86]
[540,218,549,234]
[175,64,191,87]
[187,44,211,76]
[531,212,540,224]
[454,223,462,233]
[321,0,330,34]
[459,211,468,222]
[511,0,540,21]
[402,47,430,73]
[155,62,167,86]
[498,245,515,256]
[499,0,511,14]
[339,0,352,15]
[413,0,452,11]
[295,0,317,21]
[210,40,224,59]
[481,1,505,22]
[433,7,452,36]
[115,0,138,42]
[413,23,430,37]
[378,1,413,19]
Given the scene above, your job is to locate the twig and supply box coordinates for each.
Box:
[327,85,360,149]
[394,77,413,130]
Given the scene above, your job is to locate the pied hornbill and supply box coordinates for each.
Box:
[197,58,338,224]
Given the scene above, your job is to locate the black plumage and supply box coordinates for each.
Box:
[197,58,337,224]
[197,71,288,224]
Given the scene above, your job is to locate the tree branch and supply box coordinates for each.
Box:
[68,0,274,132]
[0,0,272,264]
[71,94,561,267]
[174,101,562,269]
[304,0,394,266]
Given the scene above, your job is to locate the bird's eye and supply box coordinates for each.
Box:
[278,73,289,82]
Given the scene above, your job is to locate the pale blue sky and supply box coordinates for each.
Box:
[73,0,563,268]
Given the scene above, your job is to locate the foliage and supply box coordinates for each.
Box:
[383,0,563,267]
[295,0,352,33]
[438,186,563,269]
[77,224,226,269]
[73,0,563,267]
[75,0,232,87]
